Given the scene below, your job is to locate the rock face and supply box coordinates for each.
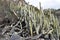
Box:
[0,13,18,25]
[0,0,19,25]
[0,0,9,25]
[0,13,6,25]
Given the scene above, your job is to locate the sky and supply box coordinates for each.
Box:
[25,0,60,9]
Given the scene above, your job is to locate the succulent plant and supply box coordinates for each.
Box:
[0,0,59,40]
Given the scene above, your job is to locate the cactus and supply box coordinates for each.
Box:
[9,1,60,39]
[0,0,59,40]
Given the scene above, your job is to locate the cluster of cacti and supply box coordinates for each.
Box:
[0,0,60,40]
[9,1,60,39]
[0,0,59,40]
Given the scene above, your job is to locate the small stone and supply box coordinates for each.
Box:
[10,33,25,40]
